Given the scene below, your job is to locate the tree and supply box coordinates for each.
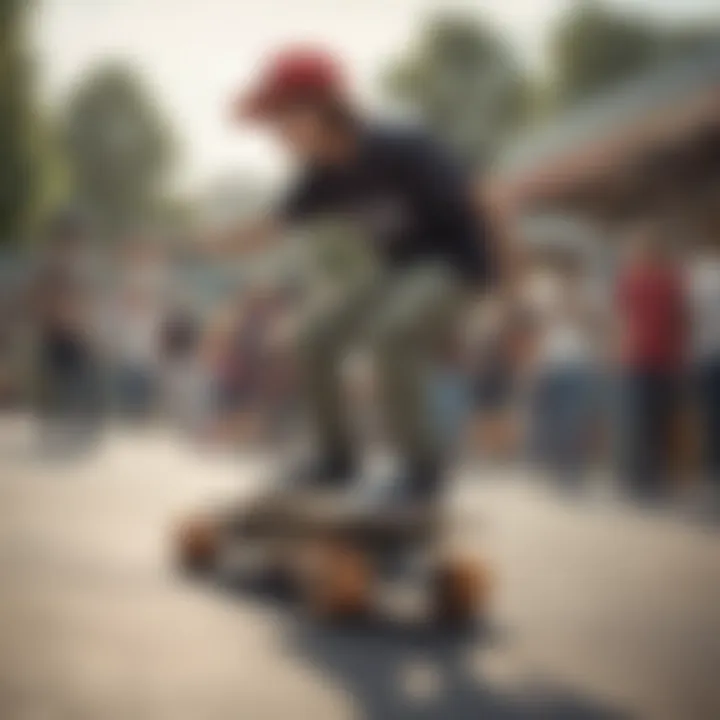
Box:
[550,1,720,108]
[63,63,176,237]
[0,0,35,245]
[383,13,531,165]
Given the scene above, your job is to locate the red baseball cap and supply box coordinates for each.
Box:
[234,47,348,122]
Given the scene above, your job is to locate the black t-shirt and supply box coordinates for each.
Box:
[161,311,198,360]
[281,124,493,286]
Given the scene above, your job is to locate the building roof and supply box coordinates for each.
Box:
[496,47,720,187]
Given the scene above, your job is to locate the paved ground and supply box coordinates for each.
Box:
[1,418,720,720]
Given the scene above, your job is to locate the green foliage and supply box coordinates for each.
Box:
[552,1,660,106]
[25,114,73,239]
[63,62,176,237]
[383,12,532,165]
[550,0,720,108]
[0,0,35,245]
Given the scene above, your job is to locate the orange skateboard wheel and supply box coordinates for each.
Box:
[175,514,222,573]
[433,555,492,625]
[302,542,373,620]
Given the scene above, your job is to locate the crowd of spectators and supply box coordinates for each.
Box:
[14,212,720,516]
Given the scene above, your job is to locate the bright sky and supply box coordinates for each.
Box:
[34,0,719,191]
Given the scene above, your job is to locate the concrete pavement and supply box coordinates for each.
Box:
[1,419,719,720]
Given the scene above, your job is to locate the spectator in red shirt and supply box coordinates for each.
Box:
[616,223,687,499]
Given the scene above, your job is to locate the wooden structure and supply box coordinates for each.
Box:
[492,49,720,229]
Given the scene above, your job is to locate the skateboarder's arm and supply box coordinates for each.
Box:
[209,168,323,258]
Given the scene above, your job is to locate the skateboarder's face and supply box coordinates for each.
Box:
[269,104,328,161]
[269,102,356,165]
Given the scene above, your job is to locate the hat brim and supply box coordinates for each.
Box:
[232,85,281,123]
[232,83,347,124]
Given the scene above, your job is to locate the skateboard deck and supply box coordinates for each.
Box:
[173,487,491,625]
[230,492,440,546]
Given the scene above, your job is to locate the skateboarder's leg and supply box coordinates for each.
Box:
[372,263,464,497]
[296,277,379,476]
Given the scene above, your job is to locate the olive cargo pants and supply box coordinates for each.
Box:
[296,260,464,473]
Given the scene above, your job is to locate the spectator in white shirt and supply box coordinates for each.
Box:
[525,250,605,488]
[687,237,720,491]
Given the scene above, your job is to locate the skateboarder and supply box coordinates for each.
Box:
[229,47,494,511]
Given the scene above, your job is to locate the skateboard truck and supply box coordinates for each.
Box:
[173,491,492,627]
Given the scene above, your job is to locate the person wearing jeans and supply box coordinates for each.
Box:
[695,361,720,486]
[616,224,686,500]
[34,214,104,454]
[525,253,603,488]
[688,238,720,496]
[620,368,680,498]
[113,290,159,421]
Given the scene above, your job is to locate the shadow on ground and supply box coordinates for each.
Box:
[211,573,629,720]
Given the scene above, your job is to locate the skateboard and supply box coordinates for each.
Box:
[172,487,492,626]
